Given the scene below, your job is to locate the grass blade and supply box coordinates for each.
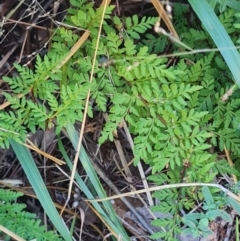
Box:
[188,0,240,87]
[10,139,72,241]
[65,124,129,240]
[58,137,122,239]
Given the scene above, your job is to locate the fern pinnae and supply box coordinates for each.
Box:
[0,189,64,241]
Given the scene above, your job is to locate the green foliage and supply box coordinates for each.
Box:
[139,34,168,54]
[1,1,240,241]
[123,15,157,39]
[0,189,23,202]
[207,0,240,12]
[181,186,240,238]
[0,189,63,241]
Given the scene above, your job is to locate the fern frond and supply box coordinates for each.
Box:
[0,189,23,202]
[219,8,236,33]
[0,189,64,241]
[213,159,238,175]
[140,34,168,54]
[217,128,240,155]
[124,15,157,39]
[99,93,132,143]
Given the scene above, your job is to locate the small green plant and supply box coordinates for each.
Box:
[1,0,240,240]
[182,186,231,238]
[182,185,240,238]
[0,189,63,241]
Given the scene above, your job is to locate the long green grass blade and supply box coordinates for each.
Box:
[188,0,240,87]
[58,137,111,217]
[65,124,129,240]
[10,140,72,241]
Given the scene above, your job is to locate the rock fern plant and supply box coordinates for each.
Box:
[1,0,240,240]
[0,189,63,241]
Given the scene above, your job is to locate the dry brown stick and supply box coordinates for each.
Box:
[0,0,90,110]
[61,0,111,216]
[7,19,52,31]
[0,43,18,69]
[48,0,61,51]
[0,181,105,239]
[0,225,25,241]
[150,0,179,40]
[0,30,90,110]
[224,145,237,183]
[88,156,155,235]
[123,121,154,206]
[103,113,133,183]
[23,139,65,165]
[86,182,240,203]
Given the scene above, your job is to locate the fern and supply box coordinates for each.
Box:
[124,15,157,39]
[0,189,23,202]
[213,159,238,176]
[219,8,236,33]
[172,3,190,33]
[140,34,168,54]
[2,2,240,241]
[0,189,63,241]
